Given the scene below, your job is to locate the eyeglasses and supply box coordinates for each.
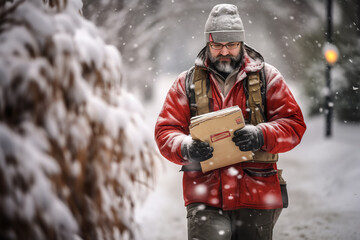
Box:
[209,42,240,50]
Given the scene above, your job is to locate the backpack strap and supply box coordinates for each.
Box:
[185,66,212,117]
[247,72,266,125]
[246,69,278,163]
[185,66,197,117]
[181,66,211,172]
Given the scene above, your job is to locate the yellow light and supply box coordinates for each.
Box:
[322,43,339,65]
[325,49,338,64]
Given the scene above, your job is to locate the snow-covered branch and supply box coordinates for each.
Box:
[0,0,156,239]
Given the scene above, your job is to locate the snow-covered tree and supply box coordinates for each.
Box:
[0,0,156,239]
[82,0,166,101]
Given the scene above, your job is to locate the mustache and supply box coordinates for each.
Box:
[215,55,236,60]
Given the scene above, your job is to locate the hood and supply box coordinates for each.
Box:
[194,44,265,73]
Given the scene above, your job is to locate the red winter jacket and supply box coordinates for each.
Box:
[155,45,306,210]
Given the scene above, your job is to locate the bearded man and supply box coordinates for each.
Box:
[155,4,306,240]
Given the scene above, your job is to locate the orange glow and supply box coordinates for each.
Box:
[325,49,338,64]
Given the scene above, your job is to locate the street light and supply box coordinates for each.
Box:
[322,42,339,138]
[323,0,339,138]
[323,42,339,66]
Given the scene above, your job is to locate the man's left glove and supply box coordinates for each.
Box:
[232,125,264,151]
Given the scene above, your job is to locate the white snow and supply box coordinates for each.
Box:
[0,124,77,233]
[227,166,239,176]
[194,184,207,196]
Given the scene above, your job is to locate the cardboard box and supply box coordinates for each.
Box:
[190,106,253,173]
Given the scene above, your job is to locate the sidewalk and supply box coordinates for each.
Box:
[135,75,187,240]
[274,117,360,239]
[135,162,187,240]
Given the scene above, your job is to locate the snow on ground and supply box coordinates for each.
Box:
[275,116,360,240]
[135,75,360,240]
[135,74,187,240]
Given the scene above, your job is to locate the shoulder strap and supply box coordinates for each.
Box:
[185,66,212,117]
[182,66,212,172]
[185,66,197,117]
[247,71,266,125]
[186,66,266,122]
[246,68,279,163]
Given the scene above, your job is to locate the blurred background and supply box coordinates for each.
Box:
[83,0,359,123]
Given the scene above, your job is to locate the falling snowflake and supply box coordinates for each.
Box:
[194,184,207,196]
[210,189,218,196]
[210,198,219,205]
[235,220,243,226]
[227,167,239,176]
[264,193,278,205]
[197,204,206,211]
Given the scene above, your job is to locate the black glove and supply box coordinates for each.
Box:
[232,125,264,151]
[181,140,214,162]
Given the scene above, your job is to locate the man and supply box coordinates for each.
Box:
[155,4,306,240]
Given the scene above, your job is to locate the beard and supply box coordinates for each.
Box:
[207,46,243,74]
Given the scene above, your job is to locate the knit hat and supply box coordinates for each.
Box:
[204,4,245,43]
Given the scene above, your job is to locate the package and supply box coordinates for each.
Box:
[189,106,253,173]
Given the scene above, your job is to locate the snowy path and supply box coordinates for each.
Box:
[135,75,187,240]
[135,76,360,240]
[274,117,360,240]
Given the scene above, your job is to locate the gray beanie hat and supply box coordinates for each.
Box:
[204,4,245,43]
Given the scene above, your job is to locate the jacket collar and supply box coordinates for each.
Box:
[194,44,264,74]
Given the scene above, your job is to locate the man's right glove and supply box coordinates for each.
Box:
[181,139,214,162]
[232,125,264,152]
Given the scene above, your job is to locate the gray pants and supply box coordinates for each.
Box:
[187,203,282,240]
